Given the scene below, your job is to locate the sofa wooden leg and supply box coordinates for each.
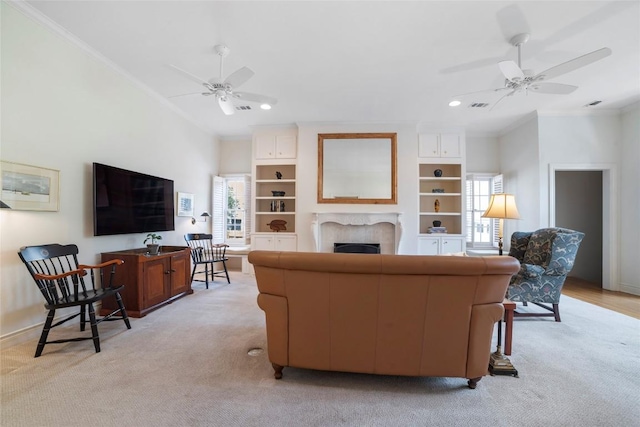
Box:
[272,363,284,379]
[467,377,481,389]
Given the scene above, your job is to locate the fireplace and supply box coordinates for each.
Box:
[311,212,402,254]
[334,243,381,254]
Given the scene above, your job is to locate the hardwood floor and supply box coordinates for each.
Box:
[562,276,640,320]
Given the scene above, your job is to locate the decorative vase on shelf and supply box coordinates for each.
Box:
[434,169,443,177]
[434,199,440,212]
[432,220,442,227]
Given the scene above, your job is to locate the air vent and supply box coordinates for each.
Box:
[584,100,602,107]
[235,105,252,111]
[469,102,490,108]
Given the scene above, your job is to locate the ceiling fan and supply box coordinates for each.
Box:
[452,33,612,109]
[168,44,277,115]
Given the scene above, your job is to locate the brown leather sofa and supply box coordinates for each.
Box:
[249,251,520,389]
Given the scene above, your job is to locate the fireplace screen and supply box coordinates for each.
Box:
[333,243,381,254]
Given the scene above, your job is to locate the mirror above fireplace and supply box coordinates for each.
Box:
[317,133,397,204]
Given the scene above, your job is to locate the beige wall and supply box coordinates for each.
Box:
[1,4,219,341]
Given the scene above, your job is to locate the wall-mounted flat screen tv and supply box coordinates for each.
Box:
[93,162,175,236]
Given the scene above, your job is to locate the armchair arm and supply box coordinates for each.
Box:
[77,259,124,270]
[521,264,545,279]
[78,259,124,289]
[34,269,87,281]
[35,269,88,300]
[544,231,584,276]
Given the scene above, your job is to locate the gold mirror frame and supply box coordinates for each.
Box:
[317,132,397,204]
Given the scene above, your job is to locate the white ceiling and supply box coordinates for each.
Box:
[23,1,640,139]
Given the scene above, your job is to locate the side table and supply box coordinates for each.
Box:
[503,299,515,355]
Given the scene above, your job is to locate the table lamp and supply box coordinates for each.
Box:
[482,193,520,377]
[481,193,520,255]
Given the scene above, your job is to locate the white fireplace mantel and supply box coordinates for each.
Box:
[311,212,403,254]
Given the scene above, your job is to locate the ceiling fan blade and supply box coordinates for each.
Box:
[218,96,235,115]
[490,89,516,111]
[168,92,211,98]
[529,82,578,94]
[232,91,278,106]
[224,66,255,89]
[498,60,525,81]
[452,87,510,99]
[535,47,612,81]
[166,64,210,87]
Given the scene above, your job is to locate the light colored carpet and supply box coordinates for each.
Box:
[1,271,639,427]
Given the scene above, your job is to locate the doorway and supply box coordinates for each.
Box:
[555,171,602,284]
[549,163,618,291]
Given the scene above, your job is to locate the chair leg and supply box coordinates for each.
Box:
[553,303,561,322]
[190,265,197,284]
[222,260,230,284]
[204,263,209,289]
[114,291,132,329]
[80,305,87,331]
[87,303,101,353]
[35,310,55,358]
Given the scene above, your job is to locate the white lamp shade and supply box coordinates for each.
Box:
[482,194,520,219]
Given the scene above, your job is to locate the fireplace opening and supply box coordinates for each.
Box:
[333,243,381,254]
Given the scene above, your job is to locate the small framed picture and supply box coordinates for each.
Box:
[1,161,60,211]
[177,192,194,217]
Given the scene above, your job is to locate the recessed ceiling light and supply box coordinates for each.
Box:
[260,104,272,110]
[449,100,461,107]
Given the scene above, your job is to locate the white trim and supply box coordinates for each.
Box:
[549,163,618,291]
[311,212,403,254]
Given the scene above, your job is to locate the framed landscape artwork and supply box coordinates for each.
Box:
[177,192,194,217]
[0,161,60,211]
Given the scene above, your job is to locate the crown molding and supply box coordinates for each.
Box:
[6,0,217,137]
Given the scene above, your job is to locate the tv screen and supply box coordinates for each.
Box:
[93,162,175,236]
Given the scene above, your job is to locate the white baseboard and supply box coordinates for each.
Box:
[619,282,640,296]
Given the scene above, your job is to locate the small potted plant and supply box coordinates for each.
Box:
[144,233,162,255]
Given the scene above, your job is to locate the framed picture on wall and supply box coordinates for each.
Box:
[177,192,194,217]
[0,160,60,211]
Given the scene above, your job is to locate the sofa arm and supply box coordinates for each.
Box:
[257,294,289,367]
[467,303,504,379]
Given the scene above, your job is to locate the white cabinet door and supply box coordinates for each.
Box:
[439,134,461,158]
[418,134,439,157]
[253,234,297,251]
[418,133,462,158]
[255,134,297,159]
[275,135,297,159]
[255,135,276,159]
[418,236,465,255]
[274,235,297,251]
[440,237,464,254]
[253,235,275,250]
[417,236,440,255]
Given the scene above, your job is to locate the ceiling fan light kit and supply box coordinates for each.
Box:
[450,32,612,110]
[168,44,277,115]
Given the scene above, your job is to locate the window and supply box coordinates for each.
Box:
[466,174,502,248]
[213,175,251,245]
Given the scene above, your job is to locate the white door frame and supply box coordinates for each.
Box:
[548,163,617,291]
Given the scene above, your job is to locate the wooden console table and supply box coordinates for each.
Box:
[100,246,192,318]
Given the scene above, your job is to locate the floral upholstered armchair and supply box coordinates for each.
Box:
[507,227,585,322]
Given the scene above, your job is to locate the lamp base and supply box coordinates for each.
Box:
[489,346,518,377]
